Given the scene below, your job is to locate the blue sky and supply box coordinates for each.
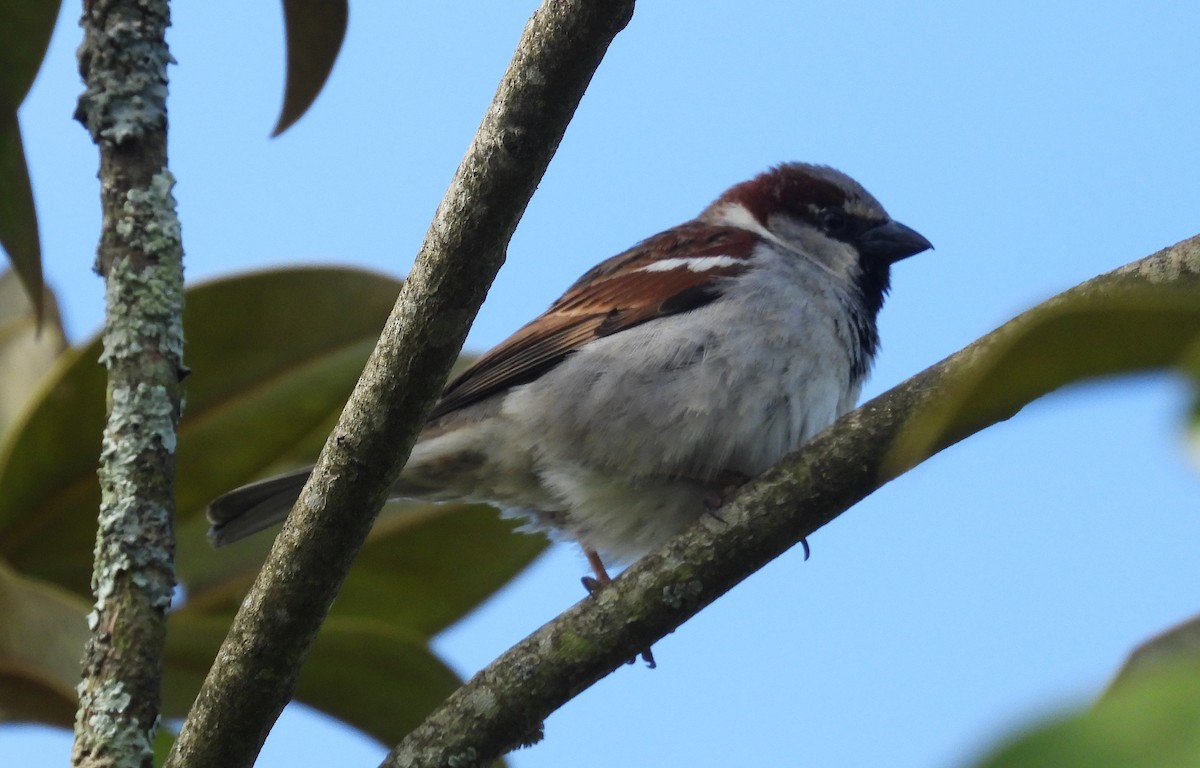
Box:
[5,2,1200,766]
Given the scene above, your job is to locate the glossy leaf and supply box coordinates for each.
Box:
[153,727,178,766]
[0,0,61,320]
[272,0,349,136]
[1106,615,1200,694]
[1183,337,1200,470]
[176,501,546,636]
[0,558,89,726]
[163,613,462,746]
[332,504,546,636]
[973,656,1200,768]
[889,285,1200,473]
[0,264,543,619]
[0,336,104,593]
[0,110,43,321]
[171,267,406,520]
[294,618,463,747]
[0,265,547,743]
[0,270,66,437]
[0,267,406,594]
[0,0,62,106]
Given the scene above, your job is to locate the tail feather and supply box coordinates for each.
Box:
[206,447,476,547]
[206,467,313,547]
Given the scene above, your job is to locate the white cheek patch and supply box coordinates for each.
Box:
[637,255,743,273]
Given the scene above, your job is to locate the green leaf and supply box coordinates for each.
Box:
[0,267,406,594]
[0,0,62,107]
[1106,615,1200,695]
[0,110,43,321]
[0,265,547,744]
[889,285,1200,474]
[296,618,463,746]
[0,265,546,745]
[1181,337,1200,470]
[176,501,546,636]
[162,613,463,746]
[972,656,1200,768]
[272,0,349,136]
[0,0,62,321]
[0,558,89,727]
[153,726,177,767]
[171,267,407,519]
[335,504,546,636]
[0,337,104,594]
[0,270,66,438]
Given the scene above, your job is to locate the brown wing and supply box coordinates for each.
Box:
[428,222,759,420]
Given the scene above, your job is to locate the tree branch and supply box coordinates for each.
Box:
[165,2,635,766]
[72,1,182,767]
[383,235,1200,768]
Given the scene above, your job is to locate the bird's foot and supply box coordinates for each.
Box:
[583,548,656,669]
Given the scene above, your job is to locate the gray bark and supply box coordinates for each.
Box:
[72,1,183,766]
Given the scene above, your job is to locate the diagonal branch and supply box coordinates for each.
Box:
[165,2,635,766]
[383,235,1200,768]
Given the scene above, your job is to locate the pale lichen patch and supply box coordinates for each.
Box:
[74,680,155,768]
[76,1,173,145]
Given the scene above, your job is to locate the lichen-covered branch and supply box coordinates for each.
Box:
[382,235,1200,768]
[72,2,184,767]
[164,2,635,767]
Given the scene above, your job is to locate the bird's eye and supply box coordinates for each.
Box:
[820,209,850,235]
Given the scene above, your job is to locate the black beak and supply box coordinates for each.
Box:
[858,220,933,264]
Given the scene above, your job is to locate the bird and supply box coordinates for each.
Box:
[208,162,931,591]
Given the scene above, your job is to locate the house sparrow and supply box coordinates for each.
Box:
[208,163,931,588]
